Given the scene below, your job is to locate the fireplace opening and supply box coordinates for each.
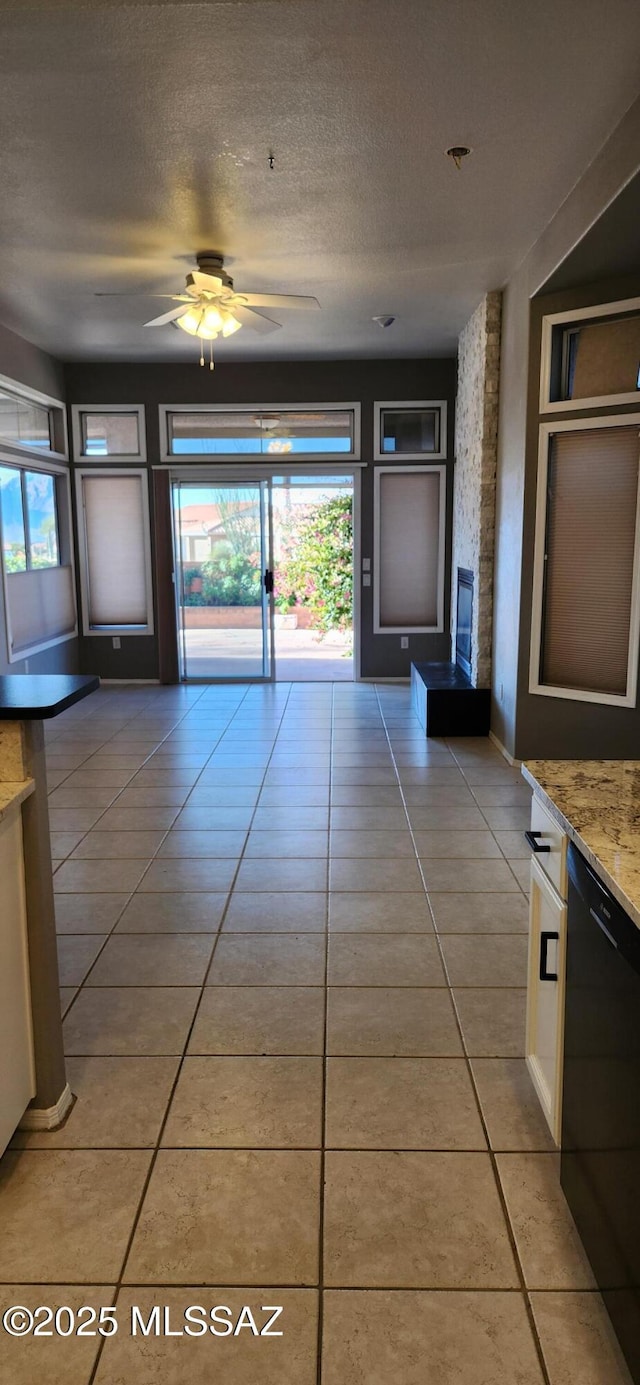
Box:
[456,568,473,679]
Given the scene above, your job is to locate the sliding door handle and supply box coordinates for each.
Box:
[525,829,551,853]
[263,569,274,594]
[539,930,559,981]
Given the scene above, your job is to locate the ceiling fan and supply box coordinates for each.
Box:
[96,252,320,367]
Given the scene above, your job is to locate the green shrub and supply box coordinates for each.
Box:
[276,494,353,633]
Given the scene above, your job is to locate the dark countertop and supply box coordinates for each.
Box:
[0,674,100,719]
[412,661,473,690]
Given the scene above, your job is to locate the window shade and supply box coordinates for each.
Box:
[377,470,442,628]
[541,426,640,695]
[8,566,75,651]
[82,474,149,627]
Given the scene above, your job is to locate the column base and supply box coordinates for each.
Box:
[19,1083,73,1132]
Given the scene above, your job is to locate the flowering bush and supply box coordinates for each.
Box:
[276,494,353,633]
[183,554,261,606]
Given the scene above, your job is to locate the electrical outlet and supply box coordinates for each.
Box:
[362,573,371,587]
[112,636,121,650]
[362,557,371,572]
[400,636,409,650]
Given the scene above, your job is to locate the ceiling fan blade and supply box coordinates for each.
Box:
[144,304,191,327]
[94,293,194,301]
[187,270,225,293]
[232,305,282,335]
[238,292,320,311]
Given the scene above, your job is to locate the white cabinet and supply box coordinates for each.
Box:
[526,854,567,1144]
[0,807,35,1155]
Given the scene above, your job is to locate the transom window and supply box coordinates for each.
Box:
[374,401,447,461]
[161,406,359,461]
[71,405,145,461]
[0,387,52,451]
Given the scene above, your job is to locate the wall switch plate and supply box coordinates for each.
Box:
[362,557,371,571]
[112,636,121,649]
[362,573,371,587]
[400,636,409,649]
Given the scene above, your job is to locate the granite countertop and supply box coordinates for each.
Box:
[0,779,34,825]
[522,760,640,930]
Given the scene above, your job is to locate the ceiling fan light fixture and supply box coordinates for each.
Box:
[221,311,242,338]
[176,307,206,337]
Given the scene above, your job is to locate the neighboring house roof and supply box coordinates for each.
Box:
[178,502,257,536]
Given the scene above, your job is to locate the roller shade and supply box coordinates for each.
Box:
[376,468,443,629]
[81,473,150,627]
[541,426,640,695]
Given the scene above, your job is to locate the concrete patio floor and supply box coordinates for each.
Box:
[181,626,354,681]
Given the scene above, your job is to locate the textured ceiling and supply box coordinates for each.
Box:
[0,0,639,362]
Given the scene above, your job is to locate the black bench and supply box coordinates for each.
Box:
[410,661,490,737]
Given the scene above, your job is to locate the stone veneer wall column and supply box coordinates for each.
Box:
[451,290,502,688]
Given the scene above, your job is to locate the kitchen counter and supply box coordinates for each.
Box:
[522,760,640,930]
[0,673,99,718]
[0,779,34,825]
[0,674,99,1139]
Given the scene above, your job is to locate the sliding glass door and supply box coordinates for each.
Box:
[172,479,274,681]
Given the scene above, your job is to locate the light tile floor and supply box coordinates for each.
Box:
[0,682,632,1384]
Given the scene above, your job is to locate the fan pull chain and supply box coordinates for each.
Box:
[199,339,205,367]
[210,338,214,371]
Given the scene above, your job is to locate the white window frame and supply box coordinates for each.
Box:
[373,463,447,635]
[74,467,154,636]
[373,400,447,462]
[0,454,77,663]
[158,401,361,464]
[539,297,640,414]
[0,372,68,462]
[71,404,147,463]
[529,415,640,707]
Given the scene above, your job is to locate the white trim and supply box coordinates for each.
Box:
[0,463,78,664]
[153,461,365,475]
[373,463,447,635]
[352,467,362,681]
[373,400,448,461]
[74,467,155,637]
[158,401,361,464]
[170,464,360,683]
[0,371,68,462]
[489,729,520,766]
[539,296,640,414]
[529,414,640,707]
[71,403,147,463]
[19,1082,73,1131]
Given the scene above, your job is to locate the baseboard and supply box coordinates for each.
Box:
[19,1083,73,1131]
[489,728,521,767]
[359,677,411,684]
[98,678,161,685]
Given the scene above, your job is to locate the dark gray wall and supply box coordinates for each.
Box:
[492,94,640,757]
[63,356,456,681]
[0,321,78,676]
[514,271,640,759]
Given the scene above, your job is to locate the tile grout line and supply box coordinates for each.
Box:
[314,683,335,1385]
[373,691,552,1385]
[81,683,257,1383]
[52,683,222,1006]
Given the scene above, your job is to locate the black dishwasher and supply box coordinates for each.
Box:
[562,842,640,1381]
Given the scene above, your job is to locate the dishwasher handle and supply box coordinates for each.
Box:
[589,907,619,950]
